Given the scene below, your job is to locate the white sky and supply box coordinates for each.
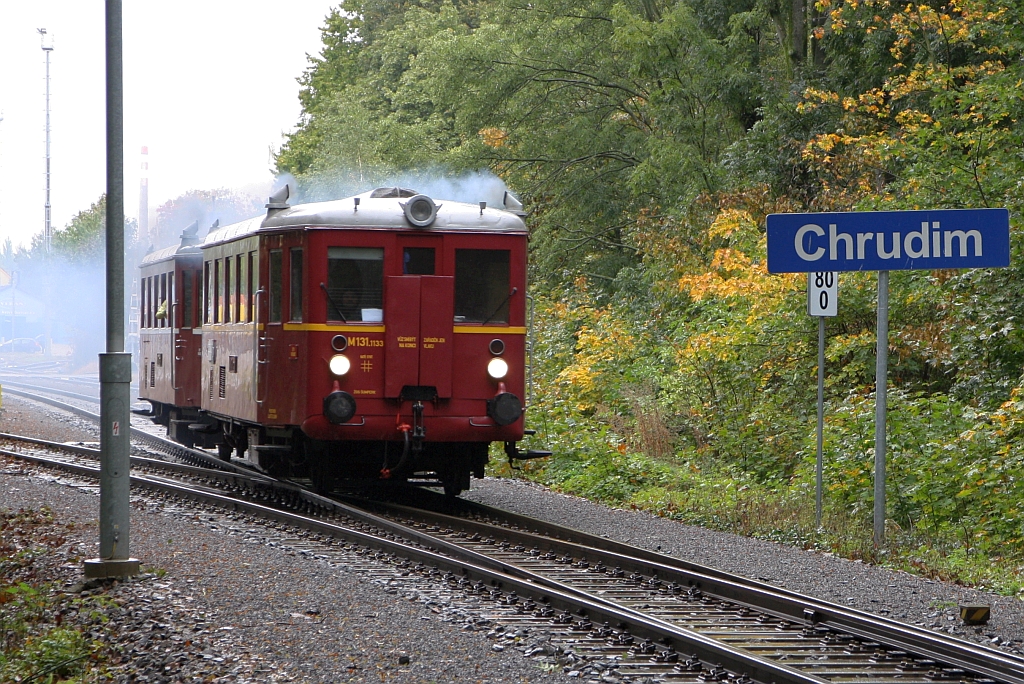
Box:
[0,1,339,250]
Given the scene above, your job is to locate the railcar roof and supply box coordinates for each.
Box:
[202,191,527,249]
[140,242,202,267]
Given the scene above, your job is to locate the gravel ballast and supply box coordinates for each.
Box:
[465,478,1024,653]
[4,391,1024,683]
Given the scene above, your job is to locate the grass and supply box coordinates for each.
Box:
[489,445,1024,597]
[1,507,106,682]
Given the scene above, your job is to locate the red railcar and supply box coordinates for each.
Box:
[144,186,542,495]
[137,222,212,447]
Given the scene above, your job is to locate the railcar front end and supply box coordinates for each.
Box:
[196,186,539,495]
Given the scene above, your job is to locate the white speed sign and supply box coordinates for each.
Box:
[807,272,837,317]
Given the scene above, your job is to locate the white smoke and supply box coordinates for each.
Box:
[282,168,513,208]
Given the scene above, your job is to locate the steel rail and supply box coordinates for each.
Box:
[345,492,1024,684]
[5,383,1019,683]
[0,385,258,477]
[1,446,831,684]
[0,378,99,402]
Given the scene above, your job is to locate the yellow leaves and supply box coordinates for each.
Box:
[478,127,508,148]
[677,207,800,318]
[708,208,756,239]
[894,109,934,129]
[553,311,638,410]
[678,330,737,363]
[796,87,839,113]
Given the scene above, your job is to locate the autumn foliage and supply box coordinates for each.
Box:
[280,0,1024,586]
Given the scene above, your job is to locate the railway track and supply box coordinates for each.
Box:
[0,377,258,476]
[3,421,1023,684]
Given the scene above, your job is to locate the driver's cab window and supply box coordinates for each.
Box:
[326,247,384,322]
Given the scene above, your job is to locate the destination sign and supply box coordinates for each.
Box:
[767,208,1010,273]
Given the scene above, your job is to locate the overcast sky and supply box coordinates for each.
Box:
[0,1,338,250]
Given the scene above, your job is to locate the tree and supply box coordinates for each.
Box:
[149,189,263,249]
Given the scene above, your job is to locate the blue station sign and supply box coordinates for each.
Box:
[767,208,1010,273]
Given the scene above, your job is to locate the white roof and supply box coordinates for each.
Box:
[203,190,526,249]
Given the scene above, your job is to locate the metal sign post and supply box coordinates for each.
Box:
[807,272,837,528]
[85,0,139,580]
[873,271,888,547]
[768,209,1009,546]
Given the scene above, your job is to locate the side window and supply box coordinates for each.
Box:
[214,259,222,323]
[158,272,168,328]
[290,248,303,322]
[248,251,256,322]
[326,247,383,322]
[182,270,193,329]
[199,262,207,325]
[269,250,283,323]
[225,256,233,323]
[203,261,211,324]
[236,255,244,323]
[454,249,511,323]
[167,271,174,327]
[141,277,148,329]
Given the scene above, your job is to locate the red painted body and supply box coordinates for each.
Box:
[137,234,206,445]
[142,188,533,494]
[247,229,528,444]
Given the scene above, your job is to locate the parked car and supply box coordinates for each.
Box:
[0,338,43,353]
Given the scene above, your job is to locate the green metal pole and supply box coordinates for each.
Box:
[86,0,138,579]
[816,315,824,528]
[873,270,889,548]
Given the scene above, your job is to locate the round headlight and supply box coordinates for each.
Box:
[329,354,351,376]
[331,334,348,352]
[487,357,508,379]
[489,338,505,355]
[402,194,439,227]
[324,391,356,424]
[487,392,522,426]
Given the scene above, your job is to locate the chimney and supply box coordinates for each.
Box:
[139,146,150,244]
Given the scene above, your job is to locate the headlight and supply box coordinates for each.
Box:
[487,357,508,379]
[329,354,351,376]
[401,194,439,227]
[324,391,356,424]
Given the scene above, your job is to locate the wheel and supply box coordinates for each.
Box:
[442,479,464,497]
[441,465,470,498]
[307,439,335,494]
[217,442,233,462]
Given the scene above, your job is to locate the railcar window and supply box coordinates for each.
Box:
[167,271,174,328]
[326,247,383,322]
[248,251,256,322]
[159,273,168,328]
[225,257,233,323]
[236,255,244,323]
[214,259,223,324]
[203,262,211,325]
[403,247,435,275]
[182,271,193,329]
[141,277,148,329]
[269,250,283,323]
[290,248,303,322]
[454,249,511,323]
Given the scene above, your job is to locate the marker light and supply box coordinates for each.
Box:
[330,354,351,376]
[487,357,509,379]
